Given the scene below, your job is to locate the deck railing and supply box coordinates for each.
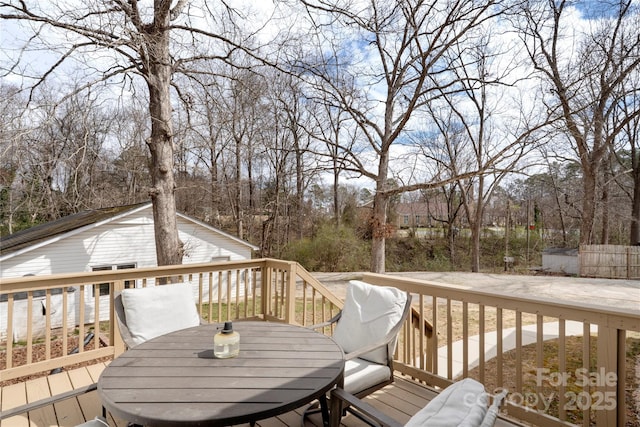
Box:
[362,273,639,427]
[2,263,638,427]
[0,259,343,382]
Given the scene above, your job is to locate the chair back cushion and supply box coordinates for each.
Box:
[404,378,489,427]
[120,283,201,347]
[332,280,407,364]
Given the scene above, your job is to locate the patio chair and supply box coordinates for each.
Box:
[304,280,412,423]
[114,282,202,348]
[329,378,509,427]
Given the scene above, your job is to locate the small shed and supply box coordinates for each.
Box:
[0,202,259,341]
[542,247,579,275]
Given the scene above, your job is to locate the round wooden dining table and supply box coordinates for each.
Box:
[98,321,345,426]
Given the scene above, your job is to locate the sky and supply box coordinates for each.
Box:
[0,0,629,193]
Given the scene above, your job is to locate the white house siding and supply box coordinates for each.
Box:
[1,205,256,341]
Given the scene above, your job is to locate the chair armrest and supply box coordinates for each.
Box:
[480,389,509,427]
[331,388,403,427]
[0,383,97,419]
[307,311,342,331]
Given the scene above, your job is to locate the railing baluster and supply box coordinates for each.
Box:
[302,281,308,326]
[462,301,468,378]
[207,272,213,322]
[26,291,33,364]
[252,269,258,317]
[322,295,327,325]
[198,273,204,316]
[496,307,503,388]
[558,318,566,421]
[312,288,317,326]
[6,293,14,369]
[419,295,426,371]
[62,287,69,358]
[278,269,283,318]
[478,304,485,385]
[432,296,438,376]
[243,269,249,318]
[582,323,591,427]
[93,283,103,351]
[515,310,522,395]
[536,314,544,411]
[616,329,626,427]
[446,299,452,379]
[235,269,240,319]
[45,289,51,360]
[217,271,222,322]
[78,285,86,351]
[226,271,232,321]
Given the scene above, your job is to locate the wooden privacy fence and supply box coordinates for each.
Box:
[579,244,640,279]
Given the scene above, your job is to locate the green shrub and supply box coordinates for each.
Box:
[282,223,370,272]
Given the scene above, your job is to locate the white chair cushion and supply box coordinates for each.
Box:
[121,283,201,347]
[404,378,489,427]
[332,280,407,364]
[343,358,392,395]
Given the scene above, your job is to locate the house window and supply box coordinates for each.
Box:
[415,215,420,225]
[92,263,136,296]
[403,215,409,225]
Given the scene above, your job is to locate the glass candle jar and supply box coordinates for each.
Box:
[214,321,240,358]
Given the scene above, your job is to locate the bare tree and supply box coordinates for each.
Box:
[612,68,640,244]
[109,105,153,205]
[307,99,358,228]
[516,0,640,245]
[299,0,510,272]
[423,31,551,272]
[274,74,318,241]
[0,83,28,234]
[0,1,271,265]
[182,71,230,227]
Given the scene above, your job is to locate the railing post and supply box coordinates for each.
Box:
[284,262,297,324]
[595,325,622,426]
[112,279,126,356]
[262,262,272,316]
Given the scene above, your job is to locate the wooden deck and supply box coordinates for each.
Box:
[0,364,523,427]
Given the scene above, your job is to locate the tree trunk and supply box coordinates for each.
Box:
[145,24,183,266]
[370,154,390,273]
[470,176,486,273]
[295,135,305,240]
[580,171,598,245]
[370,191,387,273]
[631,171,640,245]
[333,166,340,228]
[470,197,484,273]
[600,165,610,244]
[631,154,640,245]
[235,136,243,239]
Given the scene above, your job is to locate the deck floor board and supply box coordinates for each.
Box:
[1,366,523,427]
